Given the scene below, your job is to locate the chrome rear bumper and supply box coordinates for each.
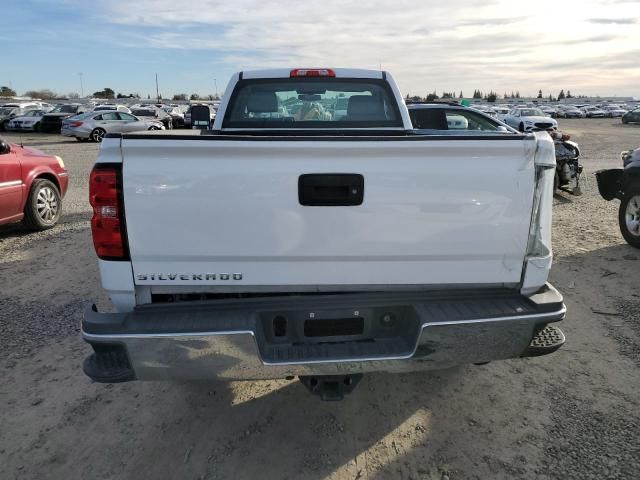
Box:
[82,284,565,381]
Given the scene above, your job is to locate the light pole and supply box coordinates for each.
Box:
[155,73,160,103]
[214,78,218,99]
[78,72,84,98]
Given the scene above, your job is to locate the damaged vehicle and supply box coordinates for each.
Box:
[596,147,640,248]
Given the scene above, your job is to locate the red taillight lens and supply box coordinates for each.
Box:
[290,68,335,78]
[69,121,83,127]
[561,133,571,141]
[89,166,128,260]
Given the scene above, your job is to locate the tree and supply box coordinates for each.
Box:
[558,89,565,100]
[515,91,520,99]
[24,89,57,100]
[1,86,17,97]
[173,93,188,101]
[487,91,497,103]
[93,88,115,99]
[190,93,200,101]
[472,89,482,99]
[459,91,463,98]
[566,90,572,98]
[537,90,543,99]
[68,92,80,99]
[426,91,439,102]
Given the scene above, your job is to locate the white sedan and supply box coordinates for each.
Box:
[6,109,49,131]
[503,108,558,132]
[602,106,627,118]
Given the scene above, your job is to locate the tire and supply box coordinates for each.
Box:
[518,122,525,132]
[23,179,62,231]
[618,187,640,248]
[148,126,160,131]
[90,128,106,142]
[33,122,40,132]
[75,137,89,142]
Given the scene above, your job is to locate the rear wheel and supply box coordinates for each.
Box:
[75,137,89,142]
[33,122,40,132]
[518,122,525,132]
[91,128,106,142]
[148,126,160,131]
[619,188,640,248]
[23,179,62,230]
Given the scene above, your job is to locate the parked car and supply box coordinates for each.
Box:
[491,106,510,121]
[601,105,627,118]
[82,68,565,400]
[161,106,185,128]
[0,106,24,131]
[471,104,498,117]
[5,109,49,131]
[538,105,557,117]
[92,104,132,113]
[503,108,558,132]
[129,107,173,129]
[622,108,640,124]
[61,111,165,142]
[581,106,606,118]
[596,147,640,247]
[184,104,215,128]
[1,102,42,111]
[556,106,585,118]
[40,104,89,133]
[0,136,68,229]
[407,103,514,133]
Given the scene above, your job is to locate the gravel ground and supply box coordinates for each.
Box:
[1,119,639,479]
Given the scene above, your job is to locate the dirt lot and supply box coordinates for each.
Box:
[1,119,639,480]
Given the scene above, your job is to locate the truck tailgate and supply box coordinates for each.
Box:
[121,136,536,290]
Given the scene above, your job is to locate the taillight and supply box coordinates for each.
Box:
[69,121,84,127]
[89,165,128,260]
[290,68,335,78]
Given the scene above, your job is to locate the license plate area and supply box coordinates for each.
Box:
[257,305,419,347]
[304,317,365,338]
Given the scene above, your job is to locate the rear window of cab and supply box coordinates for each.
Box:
[223,78,403,129]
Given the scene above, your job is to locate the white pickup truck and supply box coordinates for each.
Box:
[83,68,565,400]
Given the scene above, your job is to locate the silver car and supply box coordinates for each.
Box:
[60,111,165,142]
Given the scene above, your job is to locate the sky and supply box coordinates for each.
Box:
[3,0,640,99]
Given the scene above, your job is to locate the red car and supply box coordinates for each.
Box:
[0,136,68,230]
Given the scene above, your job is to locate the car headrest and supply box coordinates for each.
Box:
[347,95,384,119]
[247,91,278,113]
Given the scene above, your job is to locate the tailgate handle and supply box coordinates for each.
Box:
[298,174,364,206]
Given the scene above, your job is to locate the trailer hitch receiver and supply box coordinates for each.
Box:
[299,374,363,401]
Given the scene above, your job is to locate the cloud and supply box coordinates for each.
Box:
[588,17,637,24]
[50,0,640,96]
[456,16,527,27]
